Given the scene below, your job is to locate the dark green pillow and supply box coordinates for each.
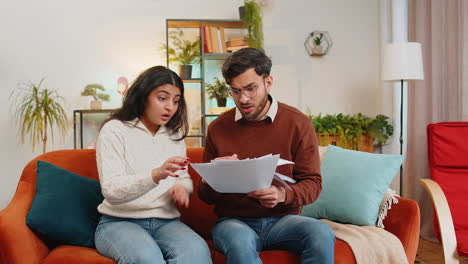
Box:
[26,160,104,248]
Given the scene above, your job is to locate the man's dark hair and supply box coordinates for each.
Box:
[222,48,272,85]
[105,66,189,140]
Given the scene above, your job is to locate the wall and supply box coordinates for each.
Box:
[264,0,381,115]
[0,0,382,209]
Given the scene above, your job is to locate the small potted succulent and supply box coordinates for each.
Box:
[81,83,110,110]
[312,32,324,55]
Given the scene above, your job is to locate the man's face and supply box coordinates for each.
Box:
[229,68,273,121]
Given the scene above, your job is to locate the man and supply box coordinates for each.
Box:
[197,48,335,264]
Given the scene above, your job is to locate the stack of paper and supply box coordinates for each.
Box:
[190,154,296,193]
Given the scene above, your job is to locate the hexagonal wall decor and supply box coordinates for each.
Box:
[304,30,333,56]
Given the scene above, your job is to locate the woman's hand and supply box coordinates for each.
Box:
[152,156,190,184]
[169,184,190,208]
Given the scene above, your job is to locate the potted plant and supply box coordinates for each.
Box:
[242,0,264,50]
[81,83,110,110]
[312,32,323,55]
[162,29,201,79]
[10,78,69,154]
[308,112,394,152]
[205,77,231,114]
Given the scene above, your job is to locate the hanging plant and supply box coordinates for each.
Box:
[242,0,264,50]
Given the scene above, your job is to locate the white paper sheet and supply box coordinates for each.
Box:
[191,154,295,193]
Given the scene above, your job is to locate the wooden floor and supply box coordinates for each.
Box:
[416,238,467,264]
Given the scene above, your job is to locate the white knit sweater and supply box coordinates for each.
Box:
[96,119,193,219]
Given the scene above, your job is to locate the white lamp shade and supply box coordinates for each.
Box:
[382,42,424,81]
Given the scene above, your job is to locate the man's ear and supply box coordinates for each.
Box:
[265,75,273,93]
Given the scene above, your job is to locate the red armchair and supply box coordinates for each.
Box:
[0,148,420,264]
[420,122,468,264]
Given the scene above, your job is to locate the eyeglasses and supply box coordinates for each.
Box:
[230,86,258,98]
[229,76,267,99]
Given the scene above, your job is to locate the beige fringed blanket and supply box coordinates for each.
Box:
[321,219,409,264]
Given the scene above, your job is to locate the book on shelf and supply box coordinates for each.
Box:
[229,36,247,41]
[219,27,227,53]
[209,26,219,53]
[225,36,249,53]
[226,40,248,47]
[203,26,231,54]
[204,26,213,53]
[226,37,248,47]
[226,45,249,53]
[201,27,209,53]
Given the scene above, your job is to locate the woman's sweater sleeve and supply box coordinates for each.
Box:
[96,125,157,205]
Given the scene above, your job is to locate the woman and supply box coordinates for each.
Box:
[94,66,211,264]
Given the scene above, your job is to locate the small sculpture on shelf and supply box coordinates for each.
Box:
[81,83,110,110]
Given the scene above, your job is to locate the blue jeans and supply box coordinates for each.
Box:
[95,215,212,264]
[212,215,335,264]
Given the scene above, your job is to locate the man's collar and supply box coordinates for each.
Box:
[235,95,278,122]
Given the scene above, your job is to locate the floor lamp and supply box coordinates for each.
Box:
[382,42,424,196]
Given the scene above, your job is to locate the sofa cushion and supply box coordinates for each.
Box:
[26,161,104,248]
[301,145,404,226]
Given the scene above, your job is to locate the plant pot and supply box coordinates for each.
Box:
[312,45,323,56]
[90,100,102,110]
[318,133,374,153]
[215,97,227,107]
[178,65,192,80]
[239,6,245,20]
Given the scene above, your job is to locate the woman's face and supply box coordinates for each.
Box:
[141,84,181,132]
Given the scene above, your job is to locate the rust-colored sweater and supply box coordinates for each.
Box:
[197,102,322,218]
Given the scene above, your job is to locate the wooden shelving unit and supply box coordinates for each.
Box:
[166,19,246,147]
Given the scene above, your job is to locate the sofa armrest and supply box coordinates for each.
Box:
[0,181,49,264]
[382,196,420,264]
[419,178,460,264]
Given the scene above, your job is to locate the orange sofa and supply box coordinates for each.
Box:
[0,148,420,264]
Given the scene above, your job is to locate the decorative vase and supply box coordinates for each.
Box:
[90,100,102,110]
[178,65,192,80]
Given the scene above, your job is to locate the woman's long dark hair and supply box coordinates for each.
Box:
[107,66,188,140]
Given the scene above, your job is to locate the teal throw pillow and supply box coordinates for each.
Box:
[301,145,404,226]
[26,160,104,248]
